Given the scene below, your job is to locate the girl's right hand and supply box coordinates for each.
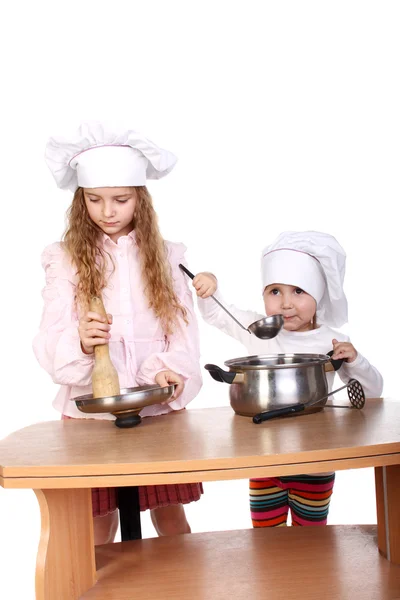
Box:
[192,272,218,298]
[78,312,113,354]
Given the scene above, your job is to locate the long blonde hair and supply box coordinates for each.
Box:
[63,186,187,334]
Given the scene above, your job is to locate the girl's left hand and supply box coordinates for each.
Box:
[331,339,358,363]
[155,370,184,401]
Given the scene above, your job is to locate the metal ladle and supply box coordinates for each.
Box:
[179,264,284,340]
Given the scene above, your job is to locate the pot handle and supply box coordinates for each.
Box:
[325,350,344,372]
[204,364,243,384]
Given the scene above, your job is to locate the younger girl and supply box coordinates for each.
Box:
[33,122,203,544]
[193,230,383,528]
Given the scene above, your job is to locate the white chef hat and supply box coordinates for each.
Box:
[261,231,348,328]
[45,121,177,192]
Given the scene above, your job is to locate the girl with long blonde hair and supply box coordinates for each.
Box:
[34,123,203,544]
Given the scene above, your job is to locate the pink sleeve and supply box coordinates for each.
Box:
[136,243,203,410]
[32,243,94,386]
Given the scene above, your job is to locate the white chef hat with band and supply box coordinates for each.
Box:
[261,231,348,328]
[45,121,177,192]
[262,249,326,304]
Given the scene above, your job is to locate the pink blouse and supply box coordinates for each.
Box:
[33,231,202,419]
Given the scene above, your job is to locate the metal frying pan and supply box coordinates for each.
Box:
[73,384,176,428]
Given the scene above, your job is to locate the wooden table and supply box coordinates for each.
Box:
[1,399,400,599]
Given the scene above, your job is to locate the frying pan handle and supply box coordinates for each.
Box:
[204,364,243,384]
[325,350,344,372]
[253,403,305,424]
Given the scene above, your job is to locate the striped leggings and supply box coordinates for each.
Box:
[250,474,335,528]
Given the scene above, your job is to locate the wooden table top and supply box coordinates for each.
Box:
[1,399,399,485]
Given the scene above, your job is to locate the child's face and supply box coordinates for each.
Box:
[263,284,317,332]
[83,187,137,242]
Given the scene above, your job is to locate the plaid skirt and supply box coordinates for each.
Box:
[62,415,203,517]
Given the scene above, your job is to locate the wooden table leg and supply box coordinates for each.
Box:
[375,465,400,564]
[34,489,96,600]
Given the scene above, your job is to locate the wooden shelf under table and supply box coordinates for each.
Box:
[82,525,400,600]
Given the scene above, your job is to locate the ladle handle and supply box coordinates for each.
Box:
[178,263,195,280]
[178,264,250,333]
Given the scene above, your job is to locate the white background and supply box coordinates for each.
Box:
[0,1,399,598]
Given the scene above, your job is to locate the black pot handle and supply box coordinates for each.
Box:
[253,403,305,424]
[326,350,344,372]
[204,363,236,384]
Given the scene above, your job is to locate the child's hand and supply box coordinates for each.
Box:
[79,312,113,354]
[331,338,358,363]
[155,370,184,401]
[192,272,217,298]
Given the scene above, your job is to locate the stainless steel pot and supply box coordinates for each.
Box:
[205,353,342,417]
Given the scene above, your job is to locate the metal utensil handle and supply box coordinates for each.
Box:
[309,381,355,406]
[178,263,250,333]
[293,380,363,412]
[253,379,365,424]
[308,379,365,408]
[207,294,250,332]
